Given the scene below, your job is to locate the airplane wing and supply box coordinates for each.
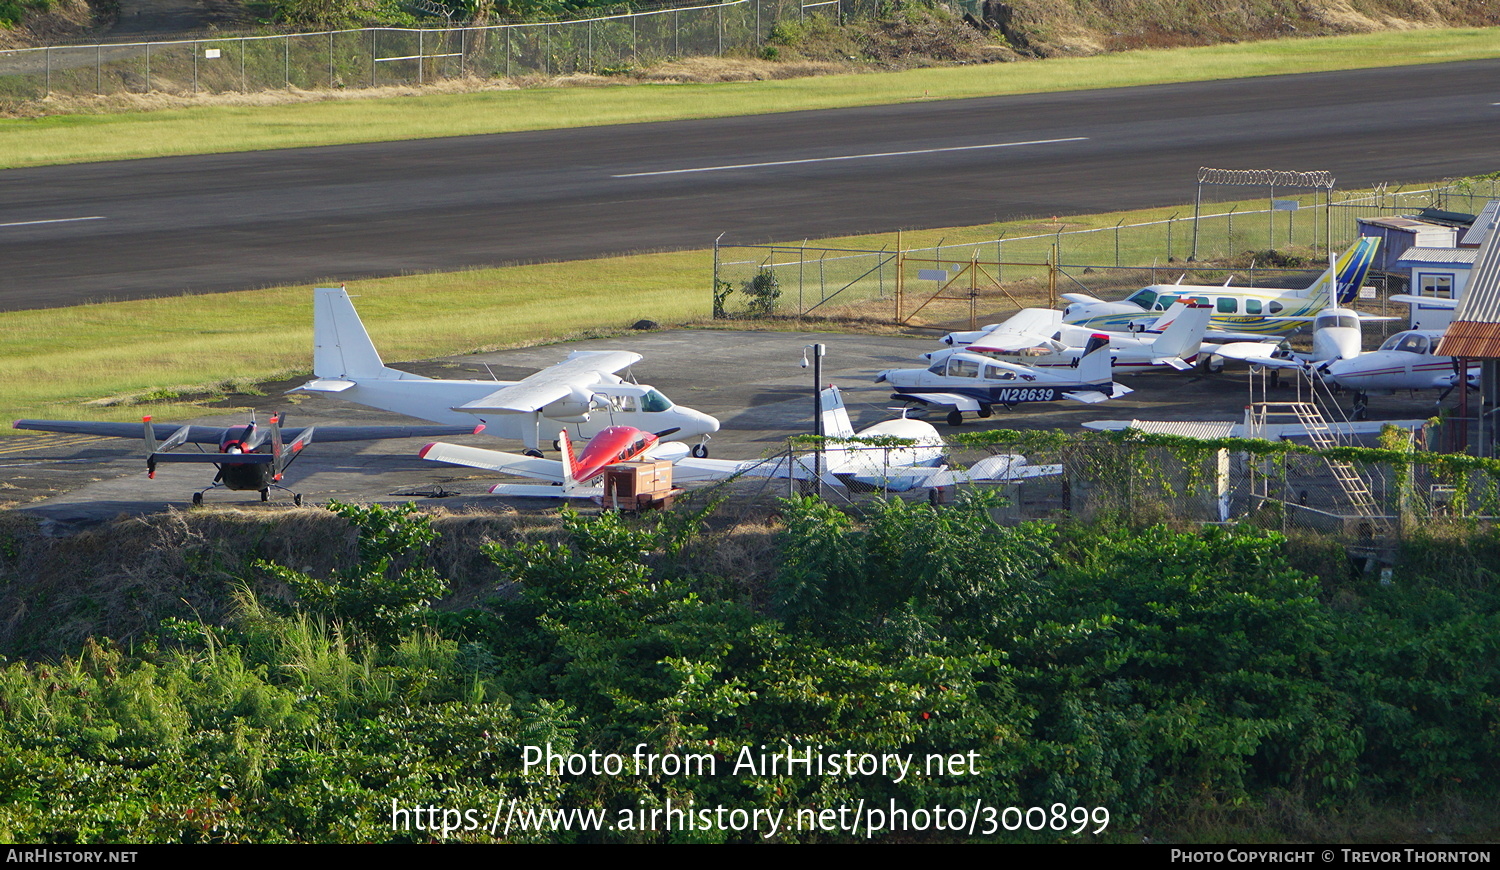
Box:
[890,392,983,413]
[1211,343,1306,369]
[14,420,230,444]
[15,419,480,444]
[490,483,602,498]
[418,442,566,481]
[284,424,482,443]
[456,351,643,413]
[1390,294,1458,310]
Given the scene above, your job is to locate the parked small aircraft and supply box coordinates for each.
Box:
[1210,305,1398,370]
[294,286,719,456]
[877,335,1131,425]
[925,302,1215,374]
[1059,237,1381,336]
[12,413,481,504]
[419,387,1061,496]
[1316,329,1479,418]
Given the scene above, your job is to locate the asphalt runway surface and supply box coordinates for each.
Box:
[3,329,1451,528]
[3,60,1500,309]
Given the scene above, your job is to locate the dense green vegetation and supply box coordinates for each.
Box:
[0,495,1496,842]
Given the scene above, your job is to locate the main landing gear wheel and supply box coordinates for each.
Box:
[1353,393,1369,422]
[524,448,544,458]
[192,492,203,505]
[691,443,709,458]
[293,494,303,507]
[978,404,993,419]
[260,489,270,502]
[946,410,965,427]
[553,440,561,452]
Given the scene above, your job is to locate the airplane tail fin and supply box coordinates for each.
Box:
[819,386,855,439]
[313,286,394,380]
[1150,302,1213,359]
[1304,237,1380,306]
[1078,334,1114,384]
[560,430,579,491]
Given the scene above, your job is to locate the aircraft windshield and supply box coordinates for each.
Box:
[1127,289,1158,309]
[947,359,981,378]
[641,389,673,412]
[1317,315,1358,331]
[1381,333,1430,355]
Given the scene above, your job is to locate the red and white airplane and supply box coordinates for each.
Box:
[419,387,1061,498]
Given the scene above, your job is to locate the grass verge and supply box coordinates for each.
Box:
[0,188,1419,432]
[0,27,1497,169]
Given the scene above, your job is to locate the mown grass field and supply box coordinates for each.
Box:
[0,191,1396,431]
[0,27,1496,168]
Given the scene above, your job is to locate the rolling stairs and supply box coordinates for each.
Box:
[1244,367,1390,541]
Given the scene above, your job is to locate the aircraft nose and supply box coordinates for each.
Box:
[690,408,720,435]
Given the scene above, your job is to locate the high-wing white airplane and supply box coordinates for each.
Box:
[418,386,1059,497]
[924,302,1216,374]
[293,287,719,456]
[1059,237,1382,336]
[877,335,1131,426]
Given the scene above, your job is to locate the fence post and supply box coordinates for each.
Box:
[241,37,246,92]
[588,20,592,72]
[419,29,424,84]
[145,43,150,93]
[44,46,49,96]
[1114,218,1123,267]
[371,30,377,86]
[329,31,335,87]
[96,44,101,95]
[460,27,466,77]
[192,43,197,93]
[632,15,637,64]
[1228,206,1237,257]
[286,36,291,87]
[505,27,510,79]
[718,5,724,54]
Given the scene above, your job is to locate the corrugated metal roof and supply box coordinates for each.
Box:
[1436,321,1500,358]
[1120,420,1240,440]
[1460,200,1500,246]
[1358,217,1452,232]
[1396,247,1479,265]
[1438,212,1500,357]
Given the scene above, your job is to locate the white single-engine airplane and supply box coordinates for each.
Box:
[1059,237,1381,336]
[13,412,481,504]
[419,386,1060,496]
[925,302,1216,374]
[877,335,1131,425]
[294,286,719,456]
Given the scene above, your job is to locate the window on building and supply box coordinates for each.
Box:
[1420,274,1454,299]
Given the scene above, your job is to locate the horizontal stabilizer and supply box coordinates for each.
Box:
[489,483,601,499]
[419,441,565,481]
[295,378,357,393]
[151,452,276,465]
[1060,292,1104,304]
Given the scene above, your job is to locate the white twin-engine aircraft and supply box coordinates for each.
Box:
[1059,237,1382,336]
[877,334,1132,426]
[293,287,719,456]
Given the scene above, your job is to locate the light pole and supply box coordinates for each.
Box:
[801,343,826,498]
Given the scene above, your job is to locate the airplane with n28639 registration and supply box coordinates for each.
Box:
[877,334,1132,426]
[293,286,719,456]
[1059,237,1381,336]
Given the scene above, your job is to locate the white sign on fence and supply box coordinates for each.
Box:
[204,48,220,59]
[1272,199,1300,211]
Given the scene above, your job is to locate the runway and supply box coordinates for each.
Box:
[2,59,1498,310]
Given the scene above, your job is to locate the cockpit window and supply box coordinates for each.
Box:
[983,365,1016,380]
[947,358,981,378]
[1383,333,1430,355]
[1127,289,1158,309]
[641,389,673,412]
[1317,315,1358,331]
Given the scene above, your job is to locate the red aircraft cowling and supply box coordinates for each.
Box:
[570,425,659,483]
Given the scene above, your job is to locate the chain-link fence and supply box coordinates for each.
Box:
[714,179,1500,324]
[686,428,1500,547]
[0,0,885,100]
